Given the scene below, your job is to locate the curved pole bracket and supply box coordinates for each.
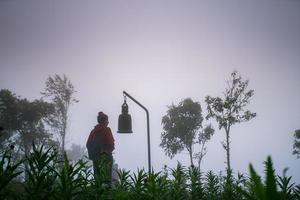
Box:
[123,91,151,173]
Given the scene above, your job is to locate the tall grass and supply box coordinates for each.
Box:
[1,145,299,200]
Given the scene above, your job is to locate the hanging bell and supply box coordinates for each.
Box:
[118,99,133,133]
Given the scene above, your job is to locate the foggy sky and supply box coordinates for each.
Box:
[1,0,300,182]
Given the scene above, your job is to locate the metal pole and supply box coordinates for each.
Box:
[123,91,151,173]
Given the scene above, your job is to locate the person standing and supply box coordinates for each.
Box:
[86,112,115,184]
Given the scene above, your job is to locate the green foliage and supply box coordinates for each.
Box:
[234,172,248,199]
[241,156,281,200]
[277,168,295,200]
[74,159,94,199]
[205,71,256,174]
[161,98,214,168]
[25,144,58,199]
[144,171,168,200]
[161,98,203,160]
[169,163,188,200]
[221,170,236,200]
[41,74,78,154]
[0,148,23,199]
[0,89,57,151]
[193,124,214,169]
[0,146,299,200]
[205,171,220,200]
[55,153,87,199]
[293,185,300,199]
[0,90,19,144]
[205,71,256,129]
[130,169,147,199]
[112,169,131,199]
[248,163,265,199]
[264,156,278,200]
[292,129,300,158]
[188,167,204,199]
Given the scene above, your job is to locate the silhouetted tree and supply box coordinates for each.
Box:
[0,90,18,145]
[41,74,78,155]
[160,98,213,167]
[0,89,58,178]
[293,129,300,158]
[193,124,214,169]
[205,71,256,175]
[0,90,57,149]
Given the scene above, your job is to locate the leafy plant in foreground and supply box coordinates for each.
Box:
[25,144,58,200]
[144,171,169,200]
[204,170,220,200]
[54,153,88,200]
[0,148,23,199]
[188,167,204,200]
[130,169,147,199]
[112,169,131,200]
[242,156,280,200]
[277,168,295,200]
[2,144,300,200]
[169,163,188,200]
[293,185,300,199]
[75,159,93,199]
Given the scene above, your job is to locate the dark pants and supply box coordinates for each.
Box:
[93,152,113,185]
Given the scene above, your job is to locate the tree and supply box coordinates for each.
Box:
[0,98,4,137]
[160,98,213,167]
[205,71,256,175]
[41,74,78,155]
[0,89,18,145]
[293,129,300,158]
[0,89,58,178]
[0,89,57,150]
[17,98,58,155]
[193,124,214,169]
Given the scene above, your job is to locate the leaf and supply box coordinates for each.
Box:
[264,156,278,200]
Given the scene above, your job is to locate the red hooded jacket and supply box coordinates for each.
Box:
[87,124,115,153]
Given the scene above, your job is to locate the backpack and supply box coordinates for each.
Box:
[86,130,103,160]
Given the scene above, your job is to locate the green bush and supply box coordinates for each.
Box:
[1,145,299,200]
[24,144,58,199]
[0,147,23,199]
